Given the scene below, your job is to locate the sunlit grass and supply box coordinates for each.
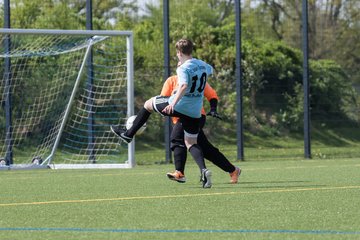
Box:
[0,158,359,240]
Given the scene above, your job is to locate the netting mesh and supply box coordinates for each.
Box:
[0,32,130,166]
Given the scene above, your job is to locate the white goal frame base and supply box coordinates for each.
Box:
[0,163,133,170]
[49,163,133,169]
[0,164,49,171]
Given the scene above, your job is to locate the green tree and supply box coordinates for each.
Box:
[246,0,360,83]
[8,0,82,29]
[1,0,137,30]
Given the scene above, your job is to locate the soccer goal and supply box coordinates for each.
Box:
[0,28,134,170]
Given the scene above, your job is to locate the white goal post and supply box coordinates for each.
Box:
[0,28,135,170]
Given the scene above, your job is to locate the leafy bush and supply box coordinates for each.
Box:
[279,60,359,130]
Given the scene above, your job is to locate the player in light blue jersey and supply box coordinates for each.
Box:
[169,58,213,118]
[111,39,213,188]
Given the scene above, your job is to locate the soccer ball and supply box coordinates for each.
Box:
[126,115,146,135]
[31,156,43,165]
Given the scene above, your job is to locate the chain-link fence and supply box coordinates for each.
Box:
[135,0,360,161]
[0,0,359,162]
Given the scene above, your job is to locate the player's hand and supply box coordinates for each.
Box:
[162,104,174,115]
[206,110,222,120]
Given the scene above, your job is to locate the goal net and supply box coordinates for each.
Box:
[0,29,134,170]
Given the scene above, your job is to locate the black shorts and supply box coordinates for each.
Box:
[153,95,200,135]
[170,115,206,150]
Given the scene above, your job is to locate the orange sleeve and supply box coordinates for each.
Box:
[204,83,219,101]
[161,75,178,96]
[200,83,219,115]
[160,76,180,124]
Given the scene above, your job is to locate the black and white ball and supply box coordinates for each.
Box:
[126,115,146,135]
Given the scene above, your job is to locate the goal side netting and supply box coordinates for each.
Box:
[0,29,134,170]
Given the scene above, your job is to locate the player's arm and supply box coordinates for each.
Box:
[204,81,222,120]
[162,83,187,115]
[204,82,219,102]
[160,76,181,124]
[161,75,177,96]
[162,69,189,114]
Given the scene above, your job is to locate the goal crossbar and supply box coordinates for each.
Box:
[0,28,133,36]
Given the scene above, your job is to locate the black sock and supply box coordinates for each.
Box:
[204,146,235,173]
[173,146,187,174]
[127,107,151,137]
[198,130,235,173]
[188,144,206,170]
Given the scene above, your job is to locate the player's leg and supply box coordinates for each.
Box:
[110,97,153,143]
[181,116,212,188]
[125,97,154,137]
[198,130,241,183]
[186,134,212,188]
[170,122,187,173]
[166,122,187,183]
[184,132,206,170]
[111,96,166,143]
[198,130,235,173]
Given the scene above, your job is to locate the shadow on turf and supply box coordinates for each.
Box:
[170,179,327,189]
[212,180,326,189]
[238,184,327,189]
[183,181,326,189]
[240,180,310,184]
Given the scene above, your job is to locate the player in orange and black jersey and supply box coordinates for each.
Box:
[161,75,241,184]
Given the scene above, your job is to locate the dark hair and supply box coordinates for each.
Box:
[175,39,194,55]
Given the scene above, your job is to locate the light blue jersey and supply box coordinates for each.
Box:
[169,58,213,118]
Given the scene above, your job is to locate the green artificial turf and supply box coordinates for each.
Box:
[0,158,359,240]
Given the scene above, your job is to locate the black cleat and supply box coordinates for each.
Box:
[201,169,212,188]
[110,125,133,143]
